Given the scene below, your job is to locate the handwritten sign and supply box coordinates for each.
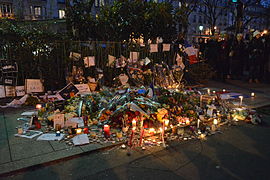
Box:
[5,86,16,97]
[83,56,95,67]
[25,79,44,93]
[163,44,171,52]
[16,86,25,96]
[150,44,158,53]
[53,114,65,129]
[0,85,5,98]
[75,84,91,94]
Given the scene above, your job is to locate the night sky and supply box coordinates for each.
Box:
[261,0,270,7]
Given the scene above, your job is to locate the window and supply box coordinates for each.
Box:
[59,9,65,19]
[95,0,105,7]
[34,6,41,16]
[199,16,202,23]
[193,15,196,23]
[0,3,13,17]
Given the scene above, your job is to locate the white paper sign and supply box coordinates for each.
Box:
[70,117,84,127]
[16,86,25,96]
[5,86,16,97]
[150,44,158,53]
[15,130,43,139]
[144,57,151,65]
[72,134,89,146]
[108,55,116,66]
[25,79,44,93]
[129,52,139,63]
[176,54,185,69]
[75,84,91,94]
[0,85,5,98]
[37,133,64,141]
[53,114,65,129]
[163,44,171,52]
[119,74,129,85]
[84,56,95,67]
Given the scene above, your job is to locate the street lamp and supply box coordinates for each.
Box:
[199,25,204,38]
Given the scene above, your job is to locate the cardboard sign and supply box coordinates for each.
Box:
[25,79,44,93]
[84,56,95,67]
[16,86,25,96]
[69,52,81,61]
[53,114,65,129]
[163,44,171,52]
[75,84,91,94]
[108,55,116,66]
[150,44,158,53]
[5,86,16,97]
[58,83,79,100]
[0,85,5,98]
[1,62,18,73]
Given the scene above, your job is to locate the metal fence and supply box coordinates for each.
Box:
[0,41,177,91]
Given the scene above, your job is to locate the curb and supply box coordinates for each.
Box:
[0,142,123,177]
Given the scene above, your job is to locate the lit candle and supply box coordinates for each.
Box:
[251,92,255,97]
[149,128,155,135]
[197,119,200,129]
[116,131,123,138]
[185,119,190,125]
[213,91,216,94]
[164,119,169,126]
[36,104,42,109]
[207,89,210,95]
[83,128,89,134]
[76,128,82,134]
[222,89,226,92]
[129,127,135,146]
[213,119,218,125]
[104,125,110,138]
[132,119,137,128]
[56,131,61,136]
[239,96,243,107]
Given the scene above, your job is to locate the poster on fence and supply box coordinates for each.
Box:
[75,84,91,94]
[163,44,171,52]
[150,44,158,53]
[69,52,81,61]
[5,86,16,97]
[108,55,116,66]
[25,79,44,93]
[0,85,5,98]
[129,52,139,63]
[16,86,25,97]
[83,56,95,67]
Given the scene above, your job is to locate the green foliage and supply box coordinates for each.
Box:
[67,0,176,42]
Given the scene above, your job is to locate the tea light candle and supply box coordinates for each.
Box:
[104,125,110,138]
[76,128,82,134]
[251,92,255,97]
[56,131,60,136]
[213,91,216,94]
[36,104,42,109]
[83,128,89,134]
[164,119,169,126]
[239,96,243,107]
[222,89,226,92]
[149,128,155,135]
[185,119,190,125]
[18,127,23,135]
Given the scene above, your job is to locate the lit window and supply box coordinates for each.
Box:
[59,9,65,19]
[34,6,41,16]
[95,0,105,7]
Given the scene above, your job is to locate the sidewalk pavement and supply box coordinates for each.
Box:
[0,108,123,176]
[0,80,270,175]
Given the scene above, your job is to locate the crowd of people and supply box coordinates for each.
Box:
[198,30,270,83]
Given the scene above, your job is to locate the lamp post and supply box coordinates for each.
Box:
[199,25,203,39]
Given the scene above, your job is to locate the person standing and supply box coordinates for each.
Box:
[248,31,264,83]
[231,33,246,80]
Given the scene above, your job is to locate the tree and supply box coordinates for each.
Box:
[174,0,199,36]
[201,0,226,35]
